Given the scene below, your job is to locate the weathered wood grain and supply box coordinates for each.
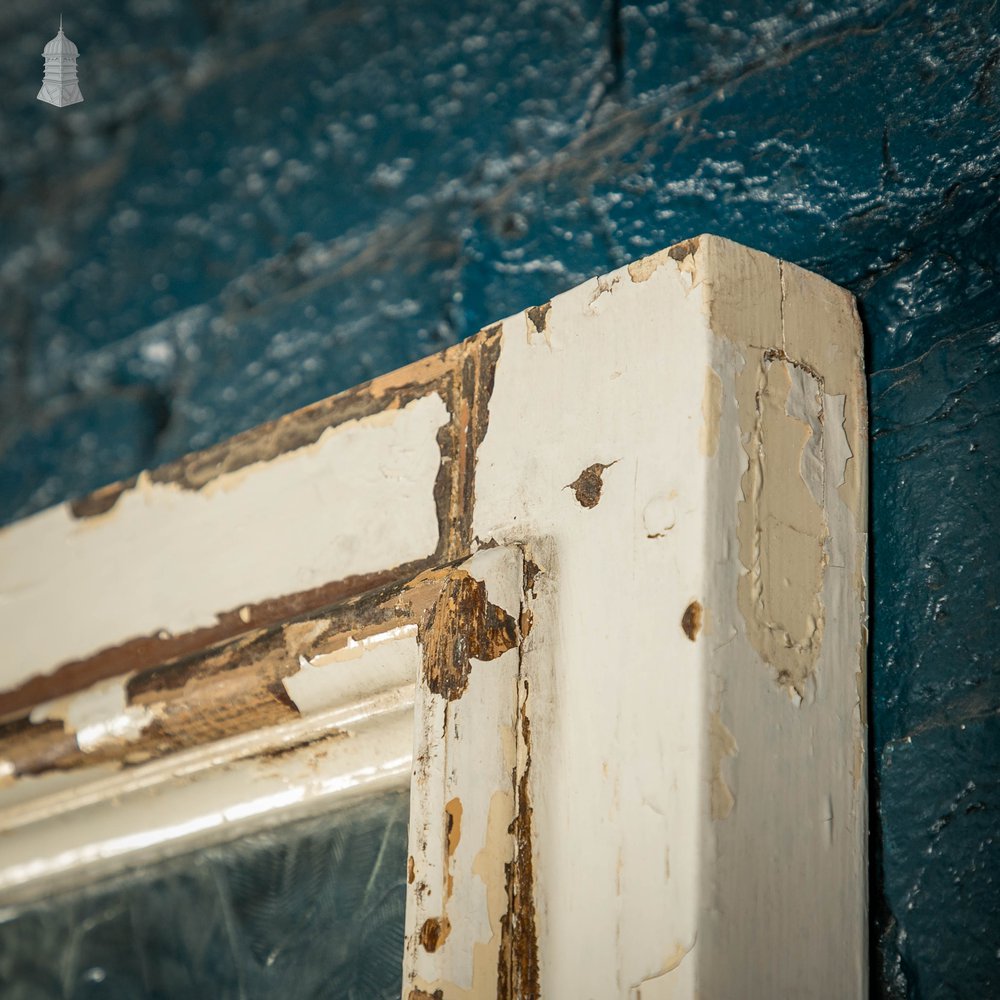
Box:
[0,563,516,780]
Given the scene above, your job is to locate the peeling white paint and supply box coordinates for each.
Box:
[824,393,853,491]
[586,273,622,314]
[473,248,710,997]
[0,392,448,690]
[708,706,738,822]
[0,608,421,904]
[404,548,523,998]
[0,236,865,997]
[463,544,523,617]
[282,625,420,715]
[628,939,697,999]
[784,361,826,508]
[29,675,154,752]
[0,707,413,907]
[0,677,415,839]
[695,237,867,999]
[738,352,829,697]
[469,236,866,997]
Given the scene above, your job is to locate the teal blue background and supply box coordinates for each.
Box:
[0,1,997,994]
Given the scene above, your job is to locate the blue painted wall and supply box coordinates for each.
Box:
[1,1,996,994]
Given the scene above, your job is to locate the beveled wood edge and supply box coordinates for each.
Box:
[0,557,519,784]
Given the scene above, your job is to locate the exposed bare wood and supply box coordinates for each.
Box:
[0,563,514,781]
[0,236,867,998]
[404,546,536,1000]
[0,325,503,719]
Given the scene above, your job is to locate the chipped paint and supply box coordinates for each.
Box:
[408,789,517,999]
[695,237,867,997]
[0,324,501,716]
[626,254,663,283]
[525,302,551,346]
[626,237,701,284]
[0,708,413,905]
[29,675,153,753]
[709,709,738,822]
[0,566,475,890]
[668,239,699,264]
[566,461,616,508]
[629,939,696,999]
[421,916,452,953]
[471,242,710,996]
[281,624,419,715]
[699,367,723,457]
[446,797,463,859]
[824,392,854,492]
[75,343,465,504]
[586,274,621,313]
[463,546,524,619]
[0,393,450,705]
[0,237,866,997]
[405,547,533,999]
[436,321,503,566]
[681,602,703,642]
[737,354,828,697]
[470,236,865,996]
[697,236,865,519]
[0,568,462,779]
[0,320,504,719]
[417,573,518,702]
[783,359,826,505]
[668,239,701,285]
[498,681,538,1000]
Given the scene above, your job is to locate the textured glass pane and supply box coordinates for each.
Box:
[0,789,409,1000]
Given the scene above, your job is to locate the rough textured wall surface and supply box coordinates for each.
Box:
[0,1,997,995]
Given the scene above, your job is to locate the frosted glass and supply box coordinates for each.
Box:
[0,789,409,999]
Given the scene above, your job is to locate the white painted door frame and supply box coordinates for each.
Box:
[0,236,868,999]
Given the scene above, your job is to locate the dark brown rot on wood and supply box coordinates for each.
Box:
[418,572,518,701]
[498,683,539,999]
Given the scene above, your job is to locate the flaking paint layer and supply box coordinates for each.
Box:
[417,575,519,702]
[694,236,867,998]
[737,354,828,695]
[0,392,450,702]
[700,368,723,457]
[709,709,738,822]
